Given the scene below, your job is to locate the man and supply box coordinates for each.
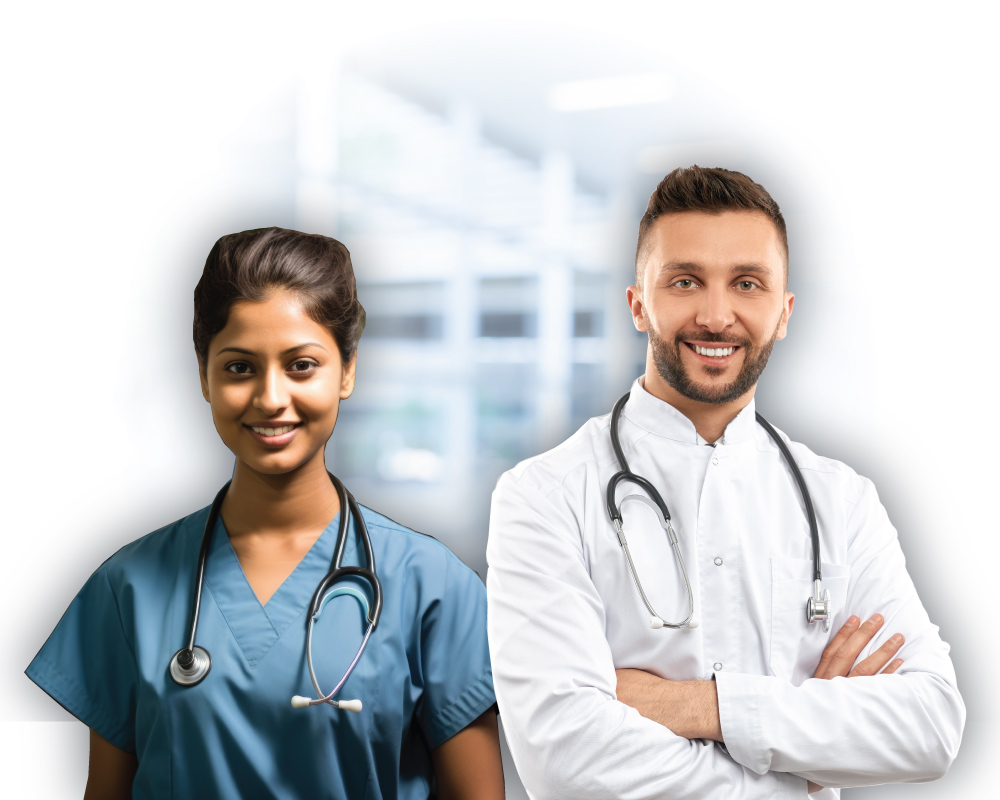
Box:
[486,167,965,798]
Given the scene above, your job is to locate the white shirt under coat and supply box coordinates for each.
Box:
[487,378,964,799]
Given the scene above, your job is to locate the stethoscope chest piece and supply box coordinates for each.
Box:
[806,580,832,631]
[169,646,212,686]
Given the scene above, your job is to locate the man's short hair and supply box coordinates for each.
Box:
[635,166,788,285]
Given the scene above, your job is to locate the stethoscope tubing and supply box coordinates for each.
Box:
[752,412,821,583]
[171,471,382,695]
[306,621,374,707]
[607,392,824,629]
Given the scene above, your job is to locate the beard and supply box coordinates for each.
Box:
[647,319,780,405]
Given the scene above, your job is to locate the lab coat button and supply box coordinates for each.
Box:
[714,557,723,566]
[712,457,720,465]
[714,662,723,671]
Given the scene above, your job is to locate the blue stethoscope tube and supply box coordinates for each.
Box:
[168,472,383,712]
[606,392,830,631]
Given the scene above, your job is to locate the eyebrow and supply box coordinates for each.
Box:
[215,342,329,357]
[661,261,776,277]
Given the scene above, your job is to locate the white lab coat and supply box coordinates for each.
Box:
[487,378,964,799]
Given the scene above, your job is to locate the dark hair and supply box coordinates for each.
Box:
[193,227,365,366]
[635,166,788,284]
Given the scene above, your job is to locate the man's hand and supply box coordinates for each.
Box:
[813,614,904,680]
[614,670,722,741]
[805,614,905,793]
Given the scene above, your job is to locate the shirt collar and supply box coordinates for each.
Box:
[621,376,758,446]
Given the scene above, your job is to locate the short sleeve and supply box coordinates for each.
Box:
[25,564,138,753]
[415,554,496,749]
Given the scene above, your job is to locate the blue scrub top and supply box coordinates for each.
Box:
[26,502,496,799]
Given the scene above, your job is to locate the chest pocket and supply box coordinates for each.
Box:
[769,556,850,685]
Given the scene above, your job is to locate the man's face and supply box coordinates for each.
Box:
[627,211,793,407]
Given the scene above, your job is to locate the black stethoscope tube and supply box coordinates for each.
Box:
[606,393,674,528]
[753,412,821,584]
[173,482,229,677]
[307,474,383,628]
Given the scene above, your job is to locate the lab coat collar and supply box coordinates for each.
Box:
[624,376,758,446]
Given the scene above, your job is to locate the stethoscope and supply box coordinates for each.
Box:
[606,392,831,631]
[168,472,383,713]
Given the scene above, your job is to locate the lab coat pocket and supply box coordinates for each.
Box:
[769,556,850,685]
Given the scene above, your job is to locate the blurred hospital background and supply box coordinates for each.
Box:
[3,5,996,798]
[219,31,790,575]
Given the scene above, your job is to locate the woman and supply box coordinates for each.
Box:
[26,228,504,799]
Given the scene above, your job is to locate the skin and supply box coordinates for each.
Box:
[618,211,905,794]
[85,289,504,800]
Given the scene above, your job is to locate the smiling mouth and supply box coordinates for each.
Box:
[246,424,299,436]
[685,343,739,359]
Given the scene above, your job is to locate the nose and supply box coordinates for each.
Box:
[253,365,291,415]
[694,284,736,333]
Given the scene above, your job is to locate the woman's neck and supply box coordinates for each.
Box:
[221,451,341,539]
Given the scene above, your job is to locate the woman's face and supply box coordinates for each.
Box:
[199,289,356,476]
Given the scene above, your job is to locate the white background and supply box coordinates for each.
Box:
[1,1,996,796]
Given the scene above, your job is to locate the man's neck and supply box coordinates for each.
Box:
[640,373,755,444]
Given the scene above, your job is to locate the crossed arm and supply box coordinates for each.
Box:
[615,613,906,793]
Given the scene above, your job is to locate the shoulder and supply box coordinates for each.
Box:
[753,421,871,510]
[99,506,210,591]
[497,412,617,499]
[358,505,484,591]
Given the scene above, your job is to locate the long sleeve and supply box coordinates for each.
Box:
[716,477,966,788]
[487,471,806,800]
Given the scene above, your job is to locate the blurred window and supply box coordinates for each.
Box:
[573,270,606,338]
[334,399,446,483]
[479,277,538,338]
[360,281,445,341]
[476,363,537,460]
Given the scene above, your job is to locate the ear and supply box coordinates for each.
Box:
[340,355,358,400]
[626,285,648,332]
[199,359,211,402]
[775,291,795,340]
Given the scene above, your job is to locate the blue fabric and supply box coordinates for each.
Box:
[26,503,495,799]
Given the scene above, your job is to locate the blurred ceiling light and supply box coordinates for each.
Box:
[548,73,675,112]
[637,141,745,173]
[377,448,444,482]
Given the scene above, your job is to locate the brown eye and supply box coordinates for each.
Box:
[225,362,253,374]
[290,360,316,372]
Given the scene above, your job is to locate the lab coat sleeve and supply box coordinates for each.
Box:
[25,563,138,752]
[487,471,806,800]
[715,477,966,788]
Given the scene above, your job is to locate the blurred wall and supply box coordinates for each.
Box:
[1,2,995,797]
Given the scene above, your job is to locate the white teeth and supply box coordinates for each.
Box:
[694,345,735,357]
[251,425,296,436]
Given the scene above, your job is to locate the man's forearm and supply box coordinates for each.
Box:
[615,669,722,741]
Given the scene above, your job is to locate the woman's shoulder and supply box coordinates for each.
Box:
[99,505,211,588]
[358,505,484,591]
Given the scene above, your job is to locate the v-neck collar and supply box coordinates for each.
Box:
[203,510,358,667]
